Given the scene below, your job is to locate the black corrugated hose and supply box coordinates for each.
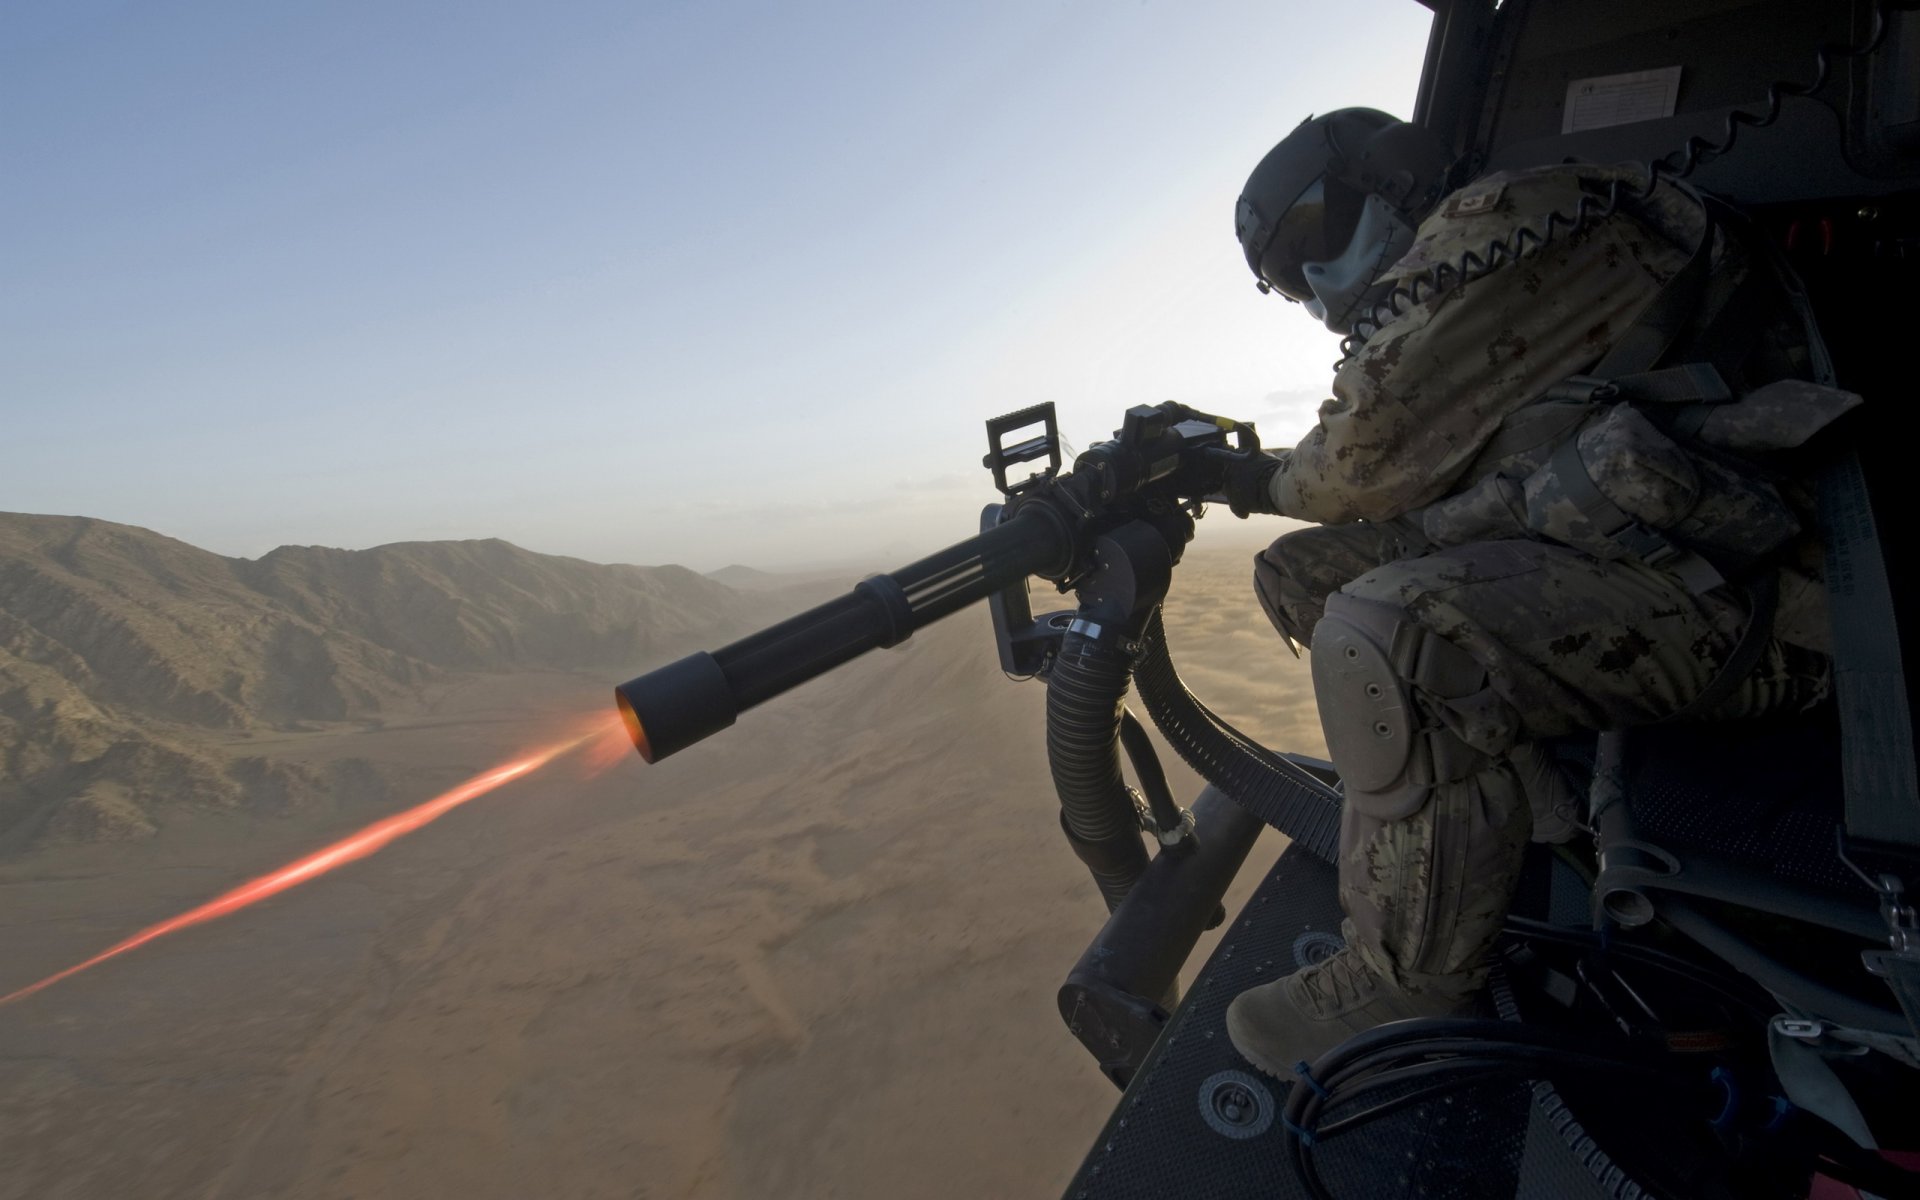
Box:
[1047,626,1152,911]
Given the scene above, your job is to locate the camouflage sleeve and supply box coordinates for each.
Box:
[1268,167,1698,525]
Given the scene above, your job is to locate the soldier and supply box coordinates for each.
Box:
[1213,109,1850,1073]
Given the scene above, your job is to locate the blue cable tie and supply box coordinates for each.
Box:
[1282,1115,1318,1146]
[1766,1096,1793,1132]
[1710,1066,1740,1130]
[1292,1060,1333,1099]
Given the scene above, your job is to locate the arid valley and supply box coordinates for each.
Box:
[0,512,1323,1199]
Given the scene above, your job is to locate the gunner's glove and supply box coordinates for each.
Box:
[1200,448,1285,518]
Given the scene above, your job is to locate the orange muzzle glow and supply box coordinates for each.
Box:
[615,690,653,763]
[0,714,625,1007]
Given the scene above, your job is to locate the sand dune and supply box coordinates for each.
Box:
[1161,537,1327,761]
[0,522,1323,1199]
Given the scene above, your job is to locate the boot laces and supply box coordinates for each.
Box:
[1292,948,1379,1015]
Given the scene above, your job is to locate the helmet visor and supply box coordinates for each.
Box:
[1256,177,1328,301]
[1255,176,1366,303]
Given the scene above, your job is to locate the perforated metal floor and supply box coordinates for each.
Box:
[1625,708,1866,899]
[1064,844,1619,1200]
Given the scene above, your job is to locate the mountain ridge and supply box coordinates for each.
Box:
[0,511,780,849]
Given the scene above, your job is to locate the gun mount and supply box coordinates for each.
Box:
[614,400,1258,764]
[615,401,1344,1084]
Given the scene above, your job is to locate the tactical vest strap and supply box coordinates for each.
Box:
[1663,571,1781,724]
[1680,203,1782,384]
[1545,364,1734,408]
[1588,205,1717,379]
[1658,402,1717,444]
[1543,437,1726,595]
[1732,199,1920,862]
[1523,196,1786,695]
[1819,455,1920,850]
[1471,399,1596,467]
[1611,363,1734,405]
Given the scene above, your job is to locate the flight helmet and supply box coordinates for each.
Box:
[1234,109,1452,333]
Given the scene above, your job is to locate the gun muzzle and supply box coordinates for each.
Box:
[614,651,736,764]
[614,504,1073,763]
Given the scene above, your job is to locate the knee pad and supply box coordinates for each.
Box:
[1311,594,1493,821]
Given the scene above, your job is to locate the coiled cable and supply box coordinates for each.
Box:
[1336,1,1906,365]
[1278,1018,1701,1200]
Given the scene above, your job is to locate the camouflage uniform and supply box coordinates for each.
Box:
[1253,165,1839,1003]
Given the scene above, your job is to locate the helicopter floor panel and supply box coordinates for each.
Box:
[1063,842,1616,1200]
[1624,707,1862,898]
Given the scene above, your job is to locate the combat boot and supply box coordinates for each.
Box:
[1234,594,1529,1076]
[1224,940,1474,1077]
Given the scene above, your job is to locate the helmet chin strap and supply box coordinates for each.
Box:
[1301,194,1418,335]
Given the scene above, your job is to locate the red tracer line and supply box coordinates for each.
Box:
[1,721,611,1007]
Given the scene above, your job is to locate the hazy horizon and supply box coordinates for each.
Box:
[4,2,1431,572]
[3,504,1302,582]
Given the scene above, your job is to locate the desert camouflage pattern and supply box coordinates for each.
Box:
[1244,165,1843,1002]
[1692,378,1863,452]
[1536,404,1702,535]
[1515,403,1805,574]
[1260,527,1831,998]
[1257,527,1829,747]
[1339,766,1531,1002]
[1252,519,1416,648]
[1266,166,1701,524]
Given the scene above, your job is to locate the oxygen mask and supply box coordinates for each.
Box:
[1300,193,1418,336]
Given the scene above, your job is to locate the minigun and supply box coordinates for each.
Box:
[613,401,1342,1085]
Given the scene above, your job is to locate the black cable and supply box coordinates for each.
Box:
[1117,707,1184,835]
[1313,1064,1519,1137]
[1498,916,1775,1018]
[1294,1056,1684,1200]
[1286,1035,1685,1136]
[1132,609,1344,860]
[1291,1054,1706,1200]
[1299,1041,1685,1128]
[1307,1052,1662,1136]
[1304,1015,1649,1077]
[1280,1020,1704,1200]
[1283,1005,1920,1200]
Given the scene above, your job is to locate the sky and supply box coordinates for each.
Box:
[2,1,1434,571]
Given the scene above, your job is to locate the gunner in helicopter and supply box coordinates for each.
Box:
[1215,108,1853,1073]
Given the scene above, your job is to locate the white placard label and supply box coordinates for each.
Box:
[1562,66,1683,134]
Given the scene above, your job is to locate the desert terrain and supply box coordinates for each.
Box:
[0,513,1322,1199]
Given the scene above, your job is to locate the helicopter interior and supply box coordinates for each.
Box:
[1057,2,1920,1196]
